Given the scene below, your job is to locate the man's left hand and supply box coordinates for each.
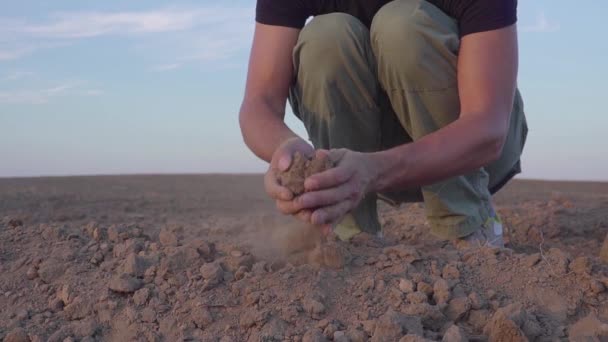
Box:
[295,148,379,226]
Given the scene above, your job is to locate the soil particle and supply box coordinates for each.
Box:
[38,261,66,284]
[600,233,608,263]
[399,279,415,294]
[302,328,329,342]
[569,256,592,275]
[442,324,467,342]
[568,313,608,341]
[4,328,30,342]
[445,297,471,322]
[303,298,326,319]
[108,274,144,293]
[132,287,150,306]
[371,309,423,342]
[433,279,451,305]
[64,296,91,320]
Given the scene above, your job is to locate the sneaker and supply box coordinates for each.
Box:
[454,215,504,249]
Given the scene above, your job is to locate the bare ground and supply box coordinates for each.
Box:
[0,175,607,341]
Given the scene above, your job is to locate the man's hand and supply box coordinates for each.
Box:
[296,149,379,226]
[264,137,315,220]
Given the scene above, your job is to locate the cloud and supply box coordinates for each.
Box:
[0,82,95,104]
[521,12,560,33]
[0,5,255,65]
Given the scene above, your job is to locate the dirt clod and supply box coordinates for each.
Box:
[4,328,30,342]
[371,309,423,342]
[276,152,333,196]
[108,274,143,293]
[442,324,467,342]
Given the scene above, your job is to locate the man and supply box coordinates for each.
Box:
[239,0,528,248]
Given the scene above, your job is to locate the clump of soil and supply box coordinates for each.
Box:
[277,152,334,196]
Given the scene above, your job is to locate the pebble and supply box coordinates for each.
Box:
[108,274,144,293]
[399,279,415,294]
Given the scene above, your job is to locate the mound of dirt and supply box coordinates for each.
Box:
[277,152,333,196]
[0,176,607,341]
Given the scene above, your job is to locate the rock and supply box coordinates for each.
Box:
[399,335,431,342]
[238,308,270,328]
[302,328,329,342]
[8,218,24,228]
[16,308,30,320]
[545,248,569,275]
[406,291,428,304]
[4,328,30,342]
[38,261,66,283]
[416,282,433,296]
[26,266,38,280]
[223,254,254,273]
[108,274,144,293]
[483,304,531,342]
[523,253,541,267]
[333,331,349,342]
[402,303,446,330]
[49,298,65,312]
[113,239,144,258]
[468,292,486,310]
[445,297,471,321]
[200,262,224,288]
[64,297,91,320]
[601,233,608,262]
[159,227,179,246]
[345,328,368,342]
[191,307,214,328]
[107,224,126,242]
[569,256,592,275]
[58,284,73,304]
[323,323,338,339]
[141,307,156,323]
[399,279,415,293]
[442,324,467,342]
[382,245,421,264]
[303,298,326,319]
[133,287,150,306]
[371,309,423,342]
[122,253,157,277]
[442,263,461,280]
[70,318,100,338]
[569,313,608,341]
[589,279,606,295]
[433,279,451,305]
[468,309,490,331]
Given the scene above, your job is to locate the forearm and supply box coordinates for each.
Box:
[371,114,507,192]
[239,97,302,163]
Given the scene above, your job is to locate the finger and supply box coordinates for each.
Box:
[310,200,352,226]
[265,171,293,201]
[305,166,352,192]
[320,224,332,236]
[297,183,353,209]
[278,154,292,171]
[314,149,329,159]
[295,210,312,223]
[276,199,304,215]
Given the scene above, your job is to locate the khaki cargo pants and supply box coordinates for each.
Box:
[288,0,528,239]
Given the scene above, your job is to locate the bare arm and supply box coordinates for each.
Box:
[370,25,519,191]
[239,23,302,163]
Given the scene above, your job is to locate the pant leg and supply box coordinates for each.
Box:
[371,0,527,239]
[289,13,384,234]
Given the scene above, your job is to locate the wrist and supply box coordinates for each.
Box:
[368,147,410,193]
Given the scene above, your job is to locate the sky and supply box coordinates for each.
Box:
[0,0,606,181]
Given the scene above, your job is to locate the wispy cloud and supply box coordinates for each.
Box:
[0,81,101,104]
[521,12,560,33]
[0,5,254,66]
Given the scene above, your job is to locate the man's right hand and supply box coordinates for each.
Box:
[264,137,314,220]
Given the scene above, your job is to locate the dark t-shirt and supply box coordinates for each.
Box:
[256,0,517,37]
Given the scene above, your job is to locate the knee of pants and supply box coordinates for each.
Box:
[294,13,377,118]
[296,13,369,89]
[370,0,459,91]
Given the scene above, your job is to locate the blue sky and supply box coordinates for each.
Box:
[0,0,606,181]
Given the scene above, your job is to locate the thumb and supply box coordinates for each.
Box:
[278,154,291,171]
